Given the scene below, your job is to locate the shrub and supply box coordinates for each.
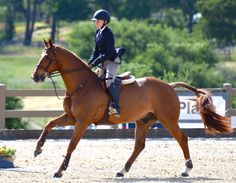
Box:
[6,97,28,129]
[67,20,223,87]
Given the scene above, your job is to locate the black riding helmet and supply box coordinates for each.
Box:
[91,9,111,24]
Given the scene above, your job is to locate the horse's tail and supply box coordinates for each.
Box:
[170,82,233,135]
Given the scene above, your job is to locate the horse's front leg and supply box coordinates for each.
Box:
[34,113,75,157]
[53,118,89,178]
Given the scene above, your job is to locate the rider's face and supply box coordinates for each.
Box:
[95,19,105,29]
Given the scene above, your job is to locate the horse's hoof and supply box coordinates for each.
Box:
[116,172,124,177]
[181,172,189,177]
[34,150,42,157]
[53,172,62,178]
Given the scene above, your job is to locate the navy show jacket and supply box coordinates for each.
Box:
[89,26,118,64]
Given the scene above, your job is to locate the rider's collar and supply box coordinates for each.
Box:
[100,25,107,33]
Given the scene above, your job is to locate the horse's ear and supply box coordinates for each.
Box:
[43,38,48,47]
[48,38,54,48]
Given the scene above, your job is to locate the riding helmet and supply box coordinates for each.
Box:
[91,9,111,23]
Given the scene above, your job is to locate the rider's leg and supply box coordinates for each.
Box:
[107,82,120,117]
[104,60,120,117]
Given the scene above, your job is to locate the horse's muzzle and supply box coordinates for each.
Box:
[31,73,46,83]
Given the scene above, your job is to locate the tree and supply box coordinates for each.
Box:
[5,2,15,41]
[68,20,222,87]
[0,0,20,42]
[197,0,236,46]
[180,0,197,33]
[24,0,38,45]
[0,0,37,45]
[42,0,91,42]
[107,0,152,20]
[150,0,197,33]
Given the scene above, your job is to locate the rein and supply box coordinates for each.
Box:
[47,67,88,100]
[47,74,65,100]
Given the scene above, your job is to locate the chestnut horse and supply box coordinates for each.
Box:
[31,39,233,178]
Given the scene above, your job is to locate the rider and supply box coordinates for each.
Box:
[88,9,121,117]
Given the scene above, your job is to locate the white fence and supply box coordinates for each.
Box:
[1,83,236,129]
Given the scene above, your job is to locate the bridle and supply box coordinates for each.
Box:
[35,46,88,100]
[36,47,60,77]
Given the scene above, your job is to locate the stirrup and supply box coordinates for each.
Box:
[109,106,120,117]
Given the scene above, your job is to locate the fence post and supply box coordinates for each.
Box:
[223,83,232,117]
[0,83,6,129]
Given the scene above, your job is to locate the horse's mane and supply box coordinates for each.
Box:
[55,44,89,67]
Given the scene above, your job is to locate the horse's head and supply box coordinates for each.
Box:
[31,39,60,82]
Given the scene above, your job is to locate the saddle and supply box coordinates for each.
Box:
[98,70,135,91]
[116,71,135,85]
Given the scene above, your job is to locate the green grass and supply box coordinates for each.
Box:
[0,44,42,55]
[21,21,73,42]
[0,52,64,89]
[0,45,65,129]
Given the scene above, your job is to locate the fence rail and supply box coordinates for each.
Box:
[1,128,236,140]
[1,83,236,129]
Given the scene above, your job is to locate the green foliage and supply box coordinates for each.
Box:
[217,62,236,86]
[4,4,15,41]
[68,19,222,87]
[6,97,22,109]
[232,97,236,109]
[161,69,193,84]
[0,0,24,41]
[0,145,16,157]
[67,21,95,59]
[197,0,236,46]
[42,0,91,21]
[119,62,153,78]
[5,97,28,129]
[111,0,151,20]
[0,45,64,89]
[159,8,186,29]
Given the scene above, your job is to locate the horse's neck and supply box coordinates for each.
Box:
[57,47,98,94]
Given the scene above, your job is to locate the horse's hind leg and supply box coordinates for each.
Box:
[162,120,193,177]
[34,113,75,157]
[116,119,155,177]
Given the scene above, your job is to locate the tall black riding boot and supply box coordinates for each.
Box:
[107,83,120,117]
